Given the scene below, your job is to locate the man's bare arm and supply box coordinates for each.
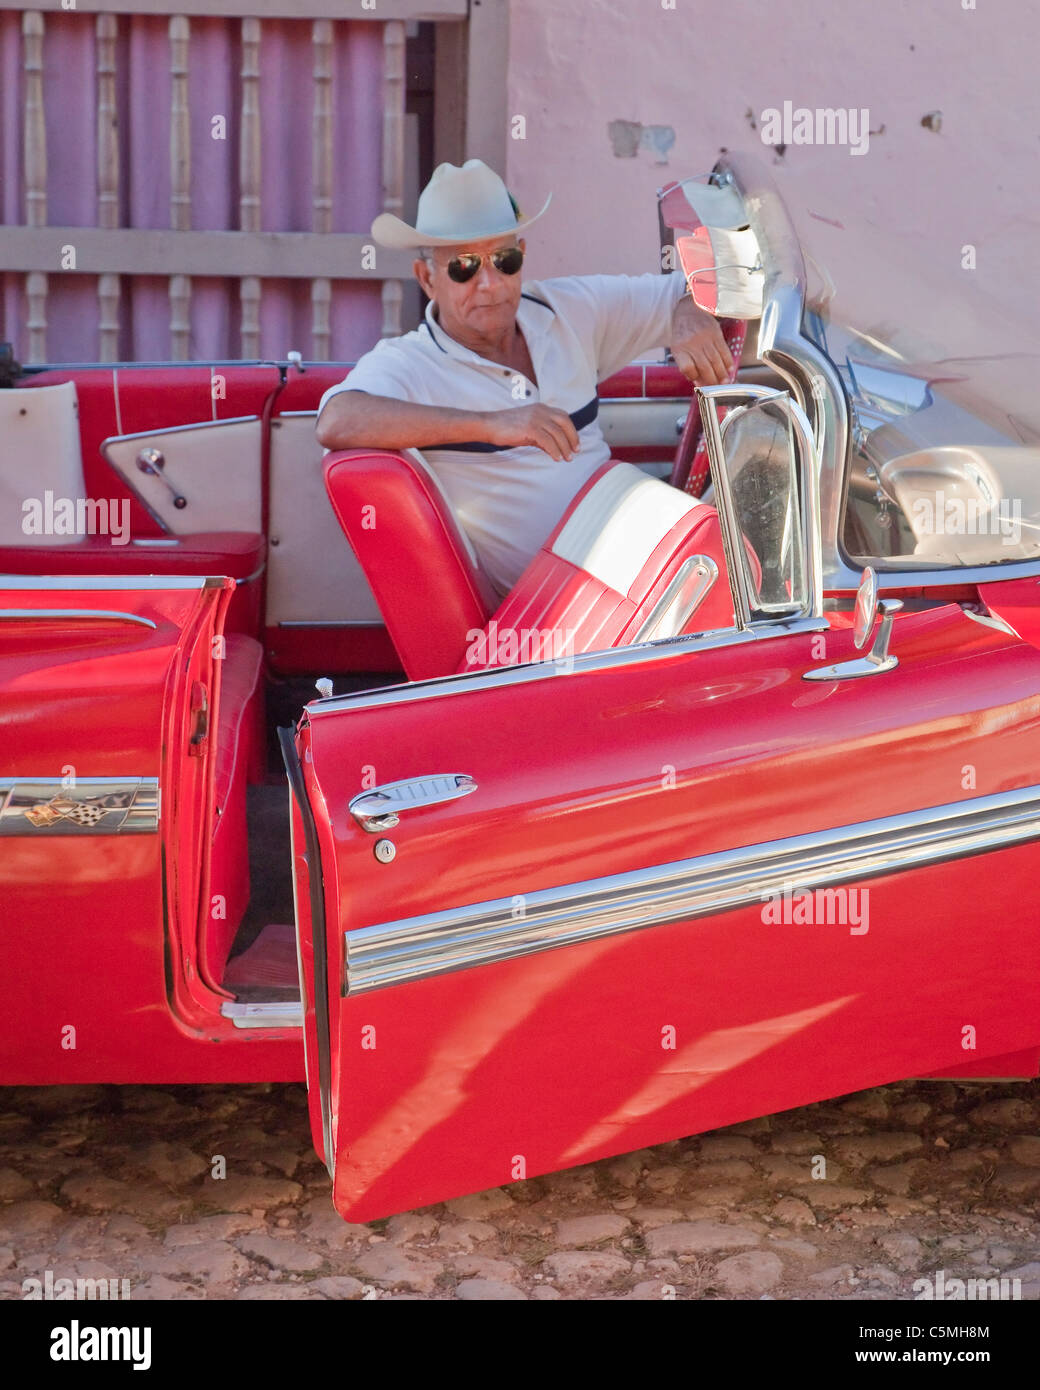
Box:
[316,390,580,461]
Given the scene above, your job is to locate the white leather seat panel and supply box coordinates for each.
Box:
[551,461,698,594]
[0,382,85,546]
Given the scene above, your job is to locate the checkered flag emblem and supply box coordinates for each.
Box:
[60,801,108,828]
[25,796,108,829]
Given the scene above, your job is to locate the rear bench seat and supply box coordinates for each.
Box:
[0,533,265,635]
[0,381,264,635]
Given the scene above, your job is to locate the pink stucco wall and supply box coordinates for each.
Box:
[506,0,1038,339]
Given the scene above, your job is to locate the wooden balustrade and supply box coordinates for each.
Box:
[0,0,484,363]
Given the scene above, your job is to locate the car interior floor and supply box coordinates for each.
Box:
[219,670,403,1002]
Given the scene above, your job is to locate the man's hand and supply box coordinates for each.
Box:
[485,403,580,461]
[670,296,734,386]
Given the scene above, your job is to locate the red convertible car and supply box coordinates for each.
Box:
[3,153,1040,1224]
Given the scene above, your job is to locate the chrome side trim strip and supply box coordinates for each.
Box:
[343,783,1040,995]
[880,560,1040,589]
[0,777,159,835]
[0,608,157,629]
[309,615,827,715]
[0,575,210,592]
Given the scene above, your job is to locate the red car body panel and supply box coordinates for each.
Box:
[0,581,300,1083]
[293,599,1040,1219]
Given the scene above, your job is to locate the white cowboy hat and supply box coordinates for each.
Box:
[370,159,551,249]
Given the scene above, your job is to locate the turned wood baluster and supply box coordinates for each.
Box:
[23,11,47,363]
[380,19,406,341]
[239,17,262,359]
[169,15,192,360]
[97,13,121,362]
[310,18,333,362]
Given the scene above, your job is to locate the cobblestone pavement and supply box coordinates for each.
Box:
[0,1078,1038,1301]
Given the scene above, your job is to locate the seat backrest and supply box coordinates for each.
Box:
[324,448,499,681]
[0,381,85,545]
[459,461,735,671]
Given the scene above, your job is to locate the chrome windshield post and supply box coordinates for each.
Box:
[696,383,823,628]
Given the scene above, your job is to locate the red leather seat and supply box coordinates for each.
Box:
[0,532,265,635]
[324,449,499,681]
[459,461,735,672]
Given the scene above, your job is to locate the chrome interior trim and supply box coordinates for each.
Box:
[0,608,157,629]
[0,777,159,835]
[308,615,828,715]
[220,1001,302,1029]
[278,619,386,629]
[100,415,259,447]
[0,574,209,591]
[343,783,1040,995]
[633,556,719,643]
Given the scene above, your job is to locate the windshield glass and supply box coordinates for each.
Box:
[803,310,1040,568]
[778,173,1040,571]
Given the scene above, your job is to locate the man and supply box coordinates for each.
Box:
[316,159,734,598]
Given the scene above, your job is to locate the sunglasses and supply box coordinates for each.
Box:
[444,246,525,283]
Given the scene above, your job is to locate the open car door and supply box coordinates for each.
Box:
[0,575,234,1082]
[282,391,1040,1224]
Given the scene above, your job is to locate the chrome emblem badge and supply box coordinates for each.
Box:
[0,779,159,836]
[25,796,109,829]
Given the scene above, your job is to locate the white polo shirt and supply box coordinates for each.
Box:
[318,270,688,597]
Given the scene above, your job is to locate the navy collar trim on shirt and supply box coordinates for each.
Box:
[421,319,449,353]
[431,395,600,453]
[425,293,552,355]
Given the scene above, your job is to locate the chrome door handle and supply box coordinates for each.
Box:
[348,774,477,833]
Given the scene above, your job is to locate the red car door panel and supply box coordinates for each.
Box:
[289,602,1040,1220]
[0,578,295,1084]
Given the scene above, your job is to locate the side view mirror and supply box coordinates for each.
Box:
[804,566,903,682]
[852,565,879,649]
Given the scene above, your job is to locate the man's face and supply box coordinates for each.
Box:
[414,235,525,343]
